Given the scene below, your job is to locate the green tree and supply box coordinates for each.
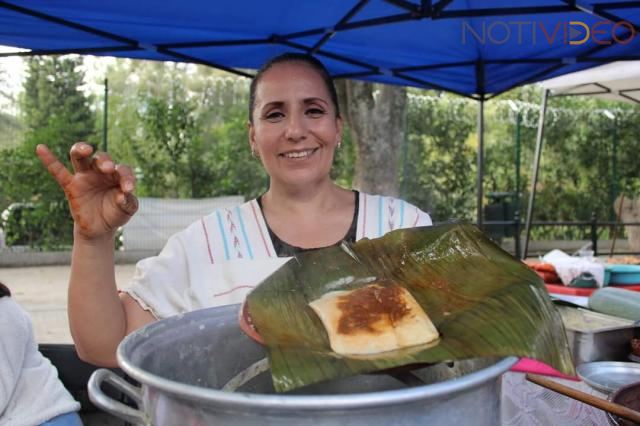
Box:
[0,64,24,149]
[136,90,198,197]
[401,92,476,221]
[97,60,270,200]
[0,56,95,248]
[487,87,640,240]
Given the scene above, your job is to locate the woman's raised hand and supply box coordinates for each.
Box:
[36,143,138,241]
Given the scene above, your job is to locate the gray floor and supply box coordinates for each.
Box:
[1,264,137,343]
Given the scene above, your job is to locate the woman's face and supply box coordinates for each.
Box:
[249,61,342,189]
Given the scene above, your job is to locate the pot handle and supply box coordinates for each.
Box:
[88,368,147,424]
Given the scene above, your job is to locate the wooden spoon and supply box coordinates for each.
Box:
[526,373,640,424]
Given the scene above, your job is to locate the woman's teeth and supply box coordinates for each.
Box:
[283,149,315,159]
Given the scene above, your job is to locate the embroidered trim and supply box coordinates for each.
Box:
[215,210,230,260]
[122,290,161,320]
[361,193,367,240]
[378,196,383,237]
[250,200,272,257]
[200,217,214,264]
[213,285,255,298]
[226,208,243,259]
[236,206,254,260]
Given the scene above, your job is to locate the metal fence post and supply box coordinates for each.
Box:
[590,211,598,256]
[514,210,521,259]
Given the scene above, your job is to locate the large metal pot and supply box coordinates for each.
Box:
[88,304,517,425]
[607,382,640,426]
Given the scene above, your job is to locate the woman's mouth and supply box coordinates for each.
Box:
[280,148,319,159]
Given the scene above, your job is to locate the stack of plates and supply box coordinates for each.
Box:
[577,362,640,393]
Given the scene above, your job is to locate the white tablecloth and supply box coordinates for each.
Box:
[501,372,610,425]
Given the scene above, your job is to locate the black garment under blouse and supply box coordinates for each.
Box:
[256,190,359,257]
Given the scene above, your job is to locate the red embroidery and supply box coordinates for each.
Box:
[413,206,421,227]
[201,217,214,265]
[226,209,243,259]
[251,201,272,257]
[388,198,395,231]
[213,285,255,298]
[361,193,367,239]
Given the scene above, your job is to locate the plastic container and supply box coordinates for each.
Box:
[589,287,640,320]
[608,265,640,285]
[604,266,612,286]
[557,306,637,365]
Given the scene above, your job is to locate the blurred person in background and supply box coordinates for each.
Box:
[0,281,81,426]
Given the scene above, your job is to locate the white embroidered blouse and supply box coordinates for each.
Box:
[124,192,432,319]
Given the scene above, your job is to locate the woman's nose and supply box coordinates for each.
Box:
[284,112,307,142]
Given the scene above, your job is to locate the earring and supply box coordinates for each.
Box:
[251,147,257,158]
[337,140,342,149]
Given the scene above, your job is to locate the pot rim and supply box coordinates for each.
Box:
[117,341,517,410]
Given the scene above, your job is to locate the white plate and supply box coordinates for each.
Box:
[577,361,640,393]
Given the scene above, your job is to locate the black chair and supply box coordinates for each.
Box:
[39,343,133,426]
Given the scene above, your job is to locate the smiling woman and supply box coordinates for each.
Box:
[248,54,351,249]
[35,52,432,367]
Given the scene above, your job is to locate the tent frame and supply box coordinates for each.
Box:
[2,0,639,99]
[2,0,639,227]
[523,61,639,258]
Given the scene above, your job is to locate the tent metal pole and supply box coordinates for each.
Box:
[515,110,521,207]
[523,89,550,259]
[477,99,485,227]
[102,78,108,152]
[611,115,618,220]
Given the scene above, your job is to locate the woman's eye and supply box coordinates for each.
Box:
[306,108,326,117]
[264,111,284,121]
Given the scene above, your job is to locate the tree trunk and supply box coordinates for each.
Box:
[615,195,640,252]
[337,80,406,196]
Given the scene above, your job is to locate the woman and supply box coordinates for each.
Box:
[36,53,432,367]
[0,282,82,425]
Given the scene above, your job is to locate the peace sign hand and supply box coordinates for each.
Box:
[36,143,138,241]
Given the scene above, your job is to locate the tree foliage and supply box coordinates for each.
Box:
[401,92,476,221]
[0,56,95,248]
[2,56,640,248]
[487,89,640,239]
[0,65,23,148]
[96,61,270,200]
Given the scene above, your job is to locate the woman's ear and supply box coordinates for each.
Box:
[248,121,256,151]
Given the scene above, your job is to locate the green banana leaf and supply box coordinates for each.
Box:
[247,223,574,392]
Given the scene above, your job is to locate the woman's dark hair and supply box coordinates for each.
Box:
[249,52,340,123]
[0,281,10,298]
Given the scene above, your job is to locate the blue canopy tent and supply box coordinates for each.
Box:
[1,0,639,228]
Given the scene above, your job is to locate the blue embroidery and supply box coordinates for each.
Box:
[236,206,254,260]
[215,210,230,260]
[378,196,383,237]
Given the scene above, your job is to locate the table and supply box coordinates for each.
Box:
[501,372,610,425]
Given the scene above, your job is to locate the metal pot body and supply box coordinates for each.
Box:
[607,382,640,426]
[89,304,517,425]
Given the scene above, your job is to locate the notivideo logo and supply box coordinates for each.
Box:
[462,20,636,45]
